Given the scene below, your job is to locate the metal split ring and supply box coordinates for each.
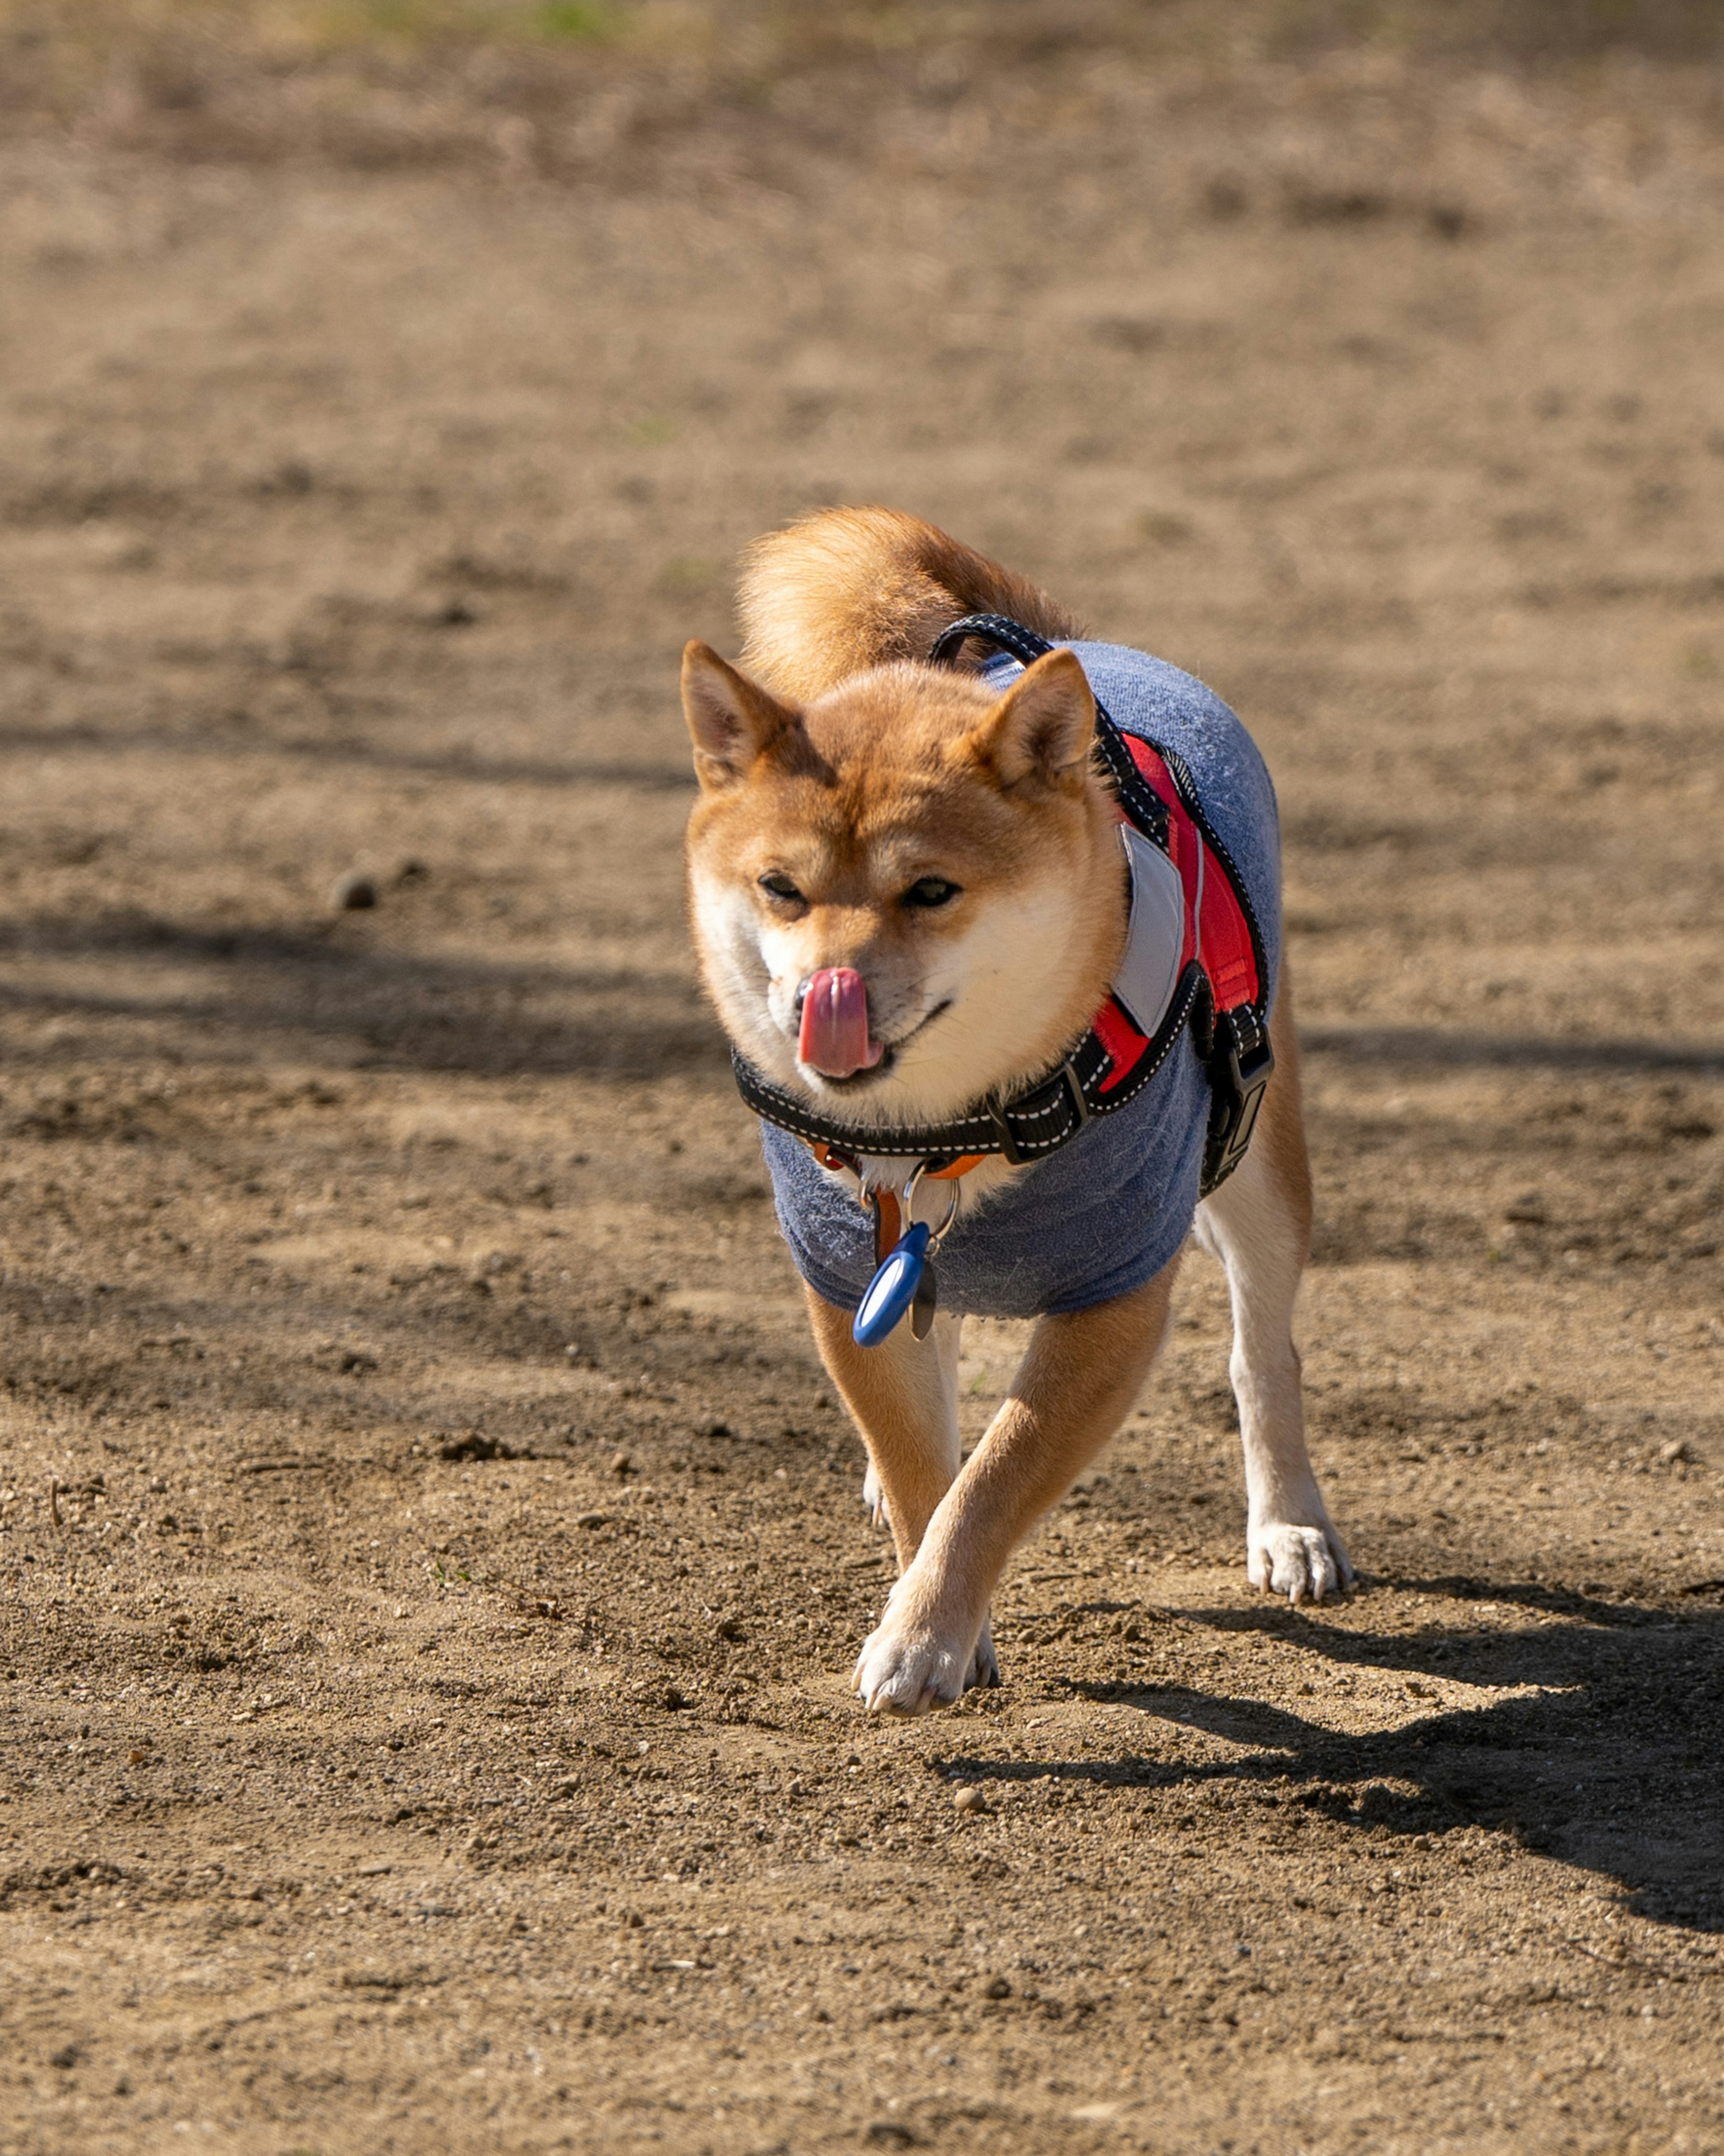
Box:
[901,1161,962,1248]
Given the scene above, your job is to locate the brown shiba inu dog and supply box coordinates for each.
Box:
[681,507,1352,1716]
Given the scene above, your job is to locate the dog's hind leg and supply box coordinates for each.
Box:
[1193,968,1353,1605]
[806,1291,1000,1693]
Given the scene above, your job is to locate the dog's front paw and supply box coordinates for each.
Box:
[853,1619,968,1716]
[853,1605,997,1716]
[861,1461,888,1530]
[1248,1518,1354,1606]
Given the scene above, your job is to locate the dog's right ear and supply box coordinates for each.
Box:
[680,642,804,790]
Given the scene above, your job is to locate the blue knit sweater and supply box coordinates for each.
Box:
[760,641,1282,1318]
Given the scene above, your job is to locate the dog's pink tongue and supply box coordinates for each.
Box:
[798,967,883,1078]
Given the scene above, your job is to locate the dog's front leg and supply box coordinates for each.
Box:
[841,1258,1181,1715]
[804,1289,998,1693]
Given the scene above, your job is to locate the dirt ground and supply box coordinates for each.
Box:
[0,8,1722,2152]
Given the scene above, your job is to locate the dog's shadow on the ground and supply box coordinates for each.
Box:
[942,1583,1724,1935]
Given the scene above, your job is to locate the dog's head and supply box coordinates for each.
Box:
[681,643,1125,1127]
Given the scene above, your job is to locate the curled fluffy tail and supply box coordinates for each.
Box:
[736,505,1081,703]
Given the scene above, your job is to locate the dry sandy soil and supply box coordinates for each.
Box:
[0,9,1722,2152]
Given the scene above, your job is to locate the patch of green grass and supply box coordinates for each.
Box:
[533,0,616,40]
[301,0,620,47]
[655,554,721,596]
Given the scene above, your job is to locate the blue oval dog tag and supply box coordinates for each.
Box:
[853,1222,930,1348]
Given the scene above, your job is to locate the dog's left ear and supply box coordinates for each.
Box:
[681,641,805,790]
[962,648,1096,795]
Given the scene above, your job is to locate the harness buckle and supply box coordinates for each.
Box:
[1201,1005,1274,1195]
[989,1057,1089,1166]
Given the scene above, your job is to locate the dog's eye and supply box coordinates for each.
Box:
[902,877,960,909]
[758,872,803,903]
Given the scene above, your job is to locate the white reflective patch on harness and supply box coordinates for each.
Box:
[1112,823,1185,1037]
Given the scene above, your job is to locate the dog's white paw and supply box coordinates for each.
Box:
[853,1608,998,1716]
[1248,1518,1354,1606]
[861,1462,888,1530]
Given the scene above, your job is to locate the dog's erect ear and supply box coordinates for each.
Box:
[962,648,1097,794]
[681,641,805,789]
